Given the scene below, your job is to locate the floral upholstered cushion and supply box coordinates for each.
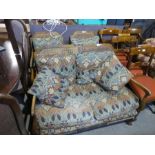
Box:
[34,83,103,130]
[34,96,94,129]
[97,54,133,92]
[28,67,69,108]
[35,47,78,84]
[90,87,139,121]
[33,83,139,134]
[77,44,114,53]
[70,31,99,45]
[99,65,133,92]
[76,50,114,84]
[32,32,63,52]
[66,83,103,99]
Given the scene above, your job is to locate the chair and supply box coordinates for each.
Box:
[128,45,155,111]
[129,75,155,111]
[98,27,121,43]
[0,93,27,135]
[122,27,143,43]
[99,28,129,66]
[111,35,138,67]
[127,44,155,76]
[4,19,32,93]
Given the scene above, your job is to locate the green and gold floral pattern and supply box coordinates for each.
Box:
[28,67,69,108]
[32,32,63,52]
[34,84,139,134]
[35,47,79,84]
[70,31,99,45]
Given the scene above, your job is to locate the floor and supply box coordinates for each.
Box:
[78,107,155,135]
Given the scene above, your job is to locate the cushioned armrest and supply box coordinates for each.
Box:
[129,78,151,99]
[31,96,36,116]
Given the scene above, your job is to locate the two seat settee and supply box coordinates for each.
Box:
[29,42,139,134]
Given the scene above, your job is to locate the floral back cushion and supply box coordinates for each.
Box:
[35,47,78,84]
[97,54,133,92]
[32,32,63,52]
[70,31,99,45]
[76,49,114,84]
[78,44,114,53]
[28,67,69,108]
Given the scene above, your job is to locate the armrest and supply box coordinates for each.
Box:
[130,78,151,100]
[31,96,36,116]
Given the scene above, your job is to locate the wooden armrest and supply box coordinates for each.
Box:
[31,96,36,116]
[130,78,151,97]
[30,50,34,68]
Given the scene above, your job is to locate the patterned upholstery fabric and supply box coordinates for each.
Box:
[77,44,114,53]
[28,67,69,108]
[90,87,139,121]
[99,65,133,92]
[34,84,139,134]
[32,32,63,52]
[76,50,132,90]
[35,46,79,84]
[98,55,133,92]
[76,49,114,84]
[70,31,99,45]
[31,42,139,134]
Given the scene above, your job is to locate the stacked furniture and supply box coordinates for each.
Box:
[99,28,141,67]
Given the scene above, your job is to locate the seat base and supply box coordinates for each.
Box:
[32,110,137,135]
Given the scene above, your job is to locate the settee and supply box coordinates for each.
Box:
[28,31,148,135]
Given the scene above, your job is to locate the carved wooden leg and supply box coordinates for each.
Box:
[126,117,137,126]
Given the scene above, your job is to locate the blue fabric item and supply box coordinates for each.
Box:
[75,19,107,25]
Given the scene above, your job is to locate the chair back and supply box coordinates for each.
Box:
[123,28,143,43]
[112,35,138,50]
[98,28,121,43]
[128,44,155,74]
[4,20,31,92]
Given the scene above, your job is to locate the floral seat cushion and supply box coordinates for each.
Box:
[34,95,94,129]
[32,32,63,52]
[34,83,102,129]
[89,87,139,121]
[34,82,139,133]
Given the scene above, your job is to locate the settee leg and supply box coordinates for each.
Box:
[126,117,136,126]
